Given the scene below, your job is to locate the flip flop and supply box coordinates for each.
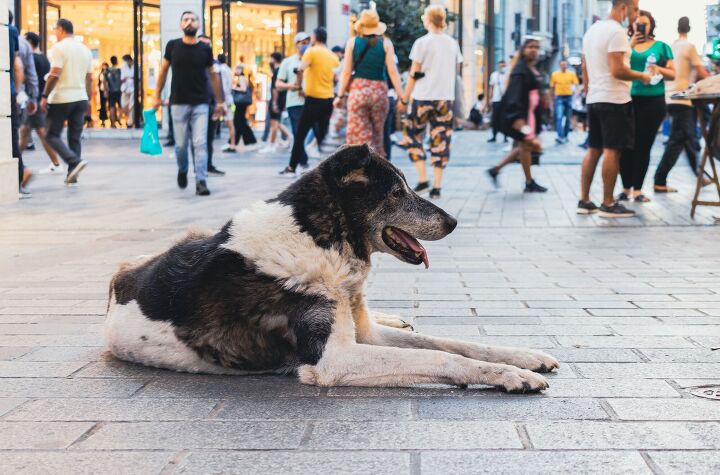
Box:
[654,185,678,193]
[634,194,651,203]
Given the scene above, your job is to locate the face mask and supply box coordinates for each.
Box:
[499,66,505,73]
[299,44,309,55]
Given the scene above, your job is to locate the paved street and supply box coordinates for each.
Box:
[2,129,720,474]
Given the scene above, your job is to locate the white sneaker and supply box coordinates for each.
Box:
[306,144,321,159]
[38,163,65,175]
[242,143,262,152]
[259,145,277,154]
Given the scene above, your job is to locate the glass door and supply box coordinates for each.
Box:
[280,8,298,57]
[133,0,161,126]
[42,2,61,51]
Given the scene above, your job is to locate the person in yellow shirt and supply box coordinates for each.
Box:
[280,27,340,176]
[550,60,579,144]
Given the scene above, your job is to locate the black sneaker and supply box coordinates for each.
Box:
[196,180,211,196]
[208,167,226,177]
[524,180,548,193]
[487,168,499,187]
[599,201,636,218]
[177,171,188,189]
[576,200,599,215]
[65,160,87,184]
[413,182,430,194]
[164,140,175,147]
[429,188,441,199]
[26,142,35,151]
[278,167,297,178]
[487,137,497,143]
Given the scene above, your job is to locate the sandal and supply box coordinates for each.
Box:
[634,194,651,203]
[616,191,630,201]
[654,185,678,193]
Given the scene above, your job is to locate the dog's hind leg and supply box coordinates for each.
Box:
[358,321,559,374]
[369,311,414,332]
[297,339,548,393]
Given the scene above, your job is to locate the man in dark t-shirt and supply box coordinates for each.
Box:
[153,11,225,196]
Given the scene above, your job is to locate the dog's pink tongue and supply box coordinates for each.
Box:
[395,229,430,269]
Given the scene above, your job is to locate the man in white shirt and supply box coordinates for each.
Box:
[120,54,135,127]
[487,60,507,143]
[577,0,651,218]
[654,17,709,192]
[39,18,93,185]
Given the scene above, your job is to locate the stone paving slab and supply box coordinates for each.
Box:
[1,134,720,472]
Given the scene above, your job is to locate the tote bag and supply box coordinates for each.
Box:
[140,109,163,156]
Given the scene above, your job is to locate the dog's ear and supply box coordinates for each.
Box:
[326,144,371,186]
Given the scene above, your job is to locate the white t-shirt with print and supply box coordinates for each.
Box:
[409,32,463,101]
[120,63,134,94]
[489,70,506,102]
[583,19,632,104]
[48,37,93,104]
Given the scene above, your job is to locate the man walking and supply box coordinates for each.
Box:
[20,32,61,175]
[653,17,709,192]
[152,11,226,196]
[105,56,122,128]
[486,60,507,143]
[198,34,225,177]
[279,27,339,177]
[577,0,650,218]
[120,54,135,128]
[39,18,92,186]
[550,60,579,144]
[276,32,311,166]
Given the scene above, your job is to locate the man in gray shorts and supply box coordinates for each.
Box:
[20,32,62,174]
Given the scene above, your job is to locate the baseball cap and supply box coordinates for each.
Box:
[294,32,310,44]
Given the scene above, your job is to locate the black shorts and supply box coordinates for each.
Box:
[268,109,282,121]
[587,102,634,150]
[108,91,122,109]
[22,108,46,129]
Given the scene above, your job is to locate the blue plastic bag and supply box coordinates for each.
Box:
[140,109,163,156]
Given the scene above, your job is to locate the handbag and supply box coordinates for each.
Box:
[233,83,253,106]
[140,109,162,156]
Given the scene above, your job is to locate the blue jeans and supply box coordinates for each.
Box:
[554,95,572,139]
[172,104,209,183]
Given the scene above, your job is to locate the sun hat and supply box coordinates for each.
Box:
[294,32,310,44]
[354,9,387,36]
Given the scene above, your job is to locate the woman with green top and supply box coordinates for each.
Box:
[335,9,405,157]
[619,10,675,202]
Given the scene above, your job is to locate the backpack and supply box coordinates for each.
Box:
[106,68,121,92]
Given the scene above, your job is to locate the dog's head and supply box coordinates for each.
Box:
[317,144,457,268]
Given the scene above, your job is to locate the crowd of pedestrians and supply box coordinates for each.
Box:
[7,2,715,210]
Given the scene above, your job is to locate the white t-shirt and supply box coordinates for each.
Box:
[48,37,93,104]
[582,19,631,104]
[409,32,463,101]
[667,38,703,106]
[489,70,506,102]
[120,63,134,94]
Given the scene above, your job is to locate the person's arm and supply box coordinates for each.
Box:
[85,72,93,104]
[691,46,710,80]
[549,72,556,102]
[14,55,24,92]
[21,45,39,104]
[609,51,650,83]
[582,59,589,95]
[152,59,171,109]
[39,66,62,113]
[655,59,675,81]
[401,60,422,104]
[335,38,355,101]
[385,40,405,105]
[485,83,493,111]
[209,67,226,116]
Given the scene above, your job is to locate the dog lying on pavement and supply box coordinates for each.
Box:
[105,144,558,392]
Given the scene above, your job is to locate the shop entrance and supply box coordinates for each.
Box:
[16,0,160,128]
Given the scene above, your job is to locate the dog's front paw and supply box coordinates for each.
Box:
[504,349,560,373]
[496,368,549,393]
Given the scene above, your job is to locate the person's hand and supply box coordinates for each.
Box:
[104,91,109,99]
[40,97,48,114]
[272,102,280,114]
[290,84,301,91]
[630,30,644,48]
[332,96,342,109]
[396,100,407,114]
[27,101,37,116]
[151,96,162,111]
[214,102,227,118]
[640,73,652,85]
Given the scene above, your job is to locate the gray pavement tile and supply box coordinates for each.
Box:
[327,386,495,398]
[135,375,321,398]
[613,325,720,336]
[5,398,220,421]
[0,334,105,346]
[2,452,173,475]
[690,336,720,348]
[217,397,411,421]
[0,422,94,449]
[608,399,720,421]
[0,347,32,360]
[0,323,102,335]
[0,361,87,377]
[0,378,146,398]
[646,451,720,474]
[417,398,608,420]
[75,421,304,450]
[178,451,410,475]
[555,336,696,348]
[0,398,26,417]
[420,450,651,475]
[525,421,720,449]
[574,363,720,379]
[545,379,680,398]
[548,348,640,362]
[416,325,481,336]
[672,379,720,389]
[484,325,612,336]
[306,421,523,449]
[638,349,720,363]
[18,346,108,362]
[415,316,542,325]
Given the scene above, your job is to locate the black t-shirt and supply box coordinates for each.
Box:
[164,39,214,105]
[33,52,51,95]
[270,67,286,111]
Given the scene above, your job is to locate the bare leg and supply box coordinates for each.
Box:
[19,125,30,153]
[226,119,236,148]
[580,147,602,202]
[414,160,427,183]
[493,146,521,172]
[269,120,278,144]
[36,128,60,165]
[432,166,443,189]
[601,148,621,206]
[519,143,533,182]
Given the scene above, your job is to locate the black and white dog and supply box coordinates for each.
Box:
[106,144,558,392]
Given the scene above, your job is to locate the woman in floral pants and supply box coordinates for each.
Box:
[335,10,405,157]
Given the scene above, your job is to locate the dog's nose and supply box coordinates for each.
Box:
[445,216,458,233]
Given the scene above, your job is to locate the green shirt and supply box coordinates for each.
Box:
[630,41,673,96]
